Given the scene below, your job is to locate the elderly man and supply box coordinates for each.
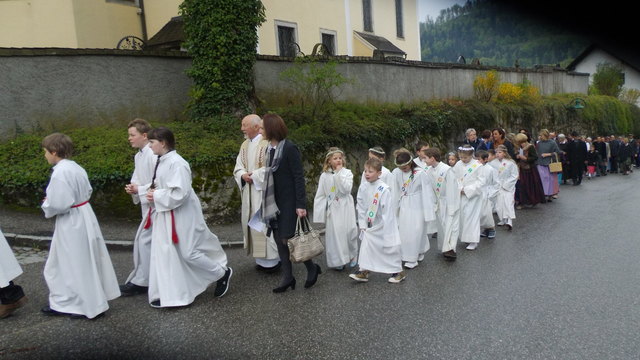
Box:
[463,128,484,151]
[233,114,281,272]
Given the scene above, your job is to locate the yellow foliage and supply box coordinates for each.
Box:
[473,70,499,102]
[496,83,523,103]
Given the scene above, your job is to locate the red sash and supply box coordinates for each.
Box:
[71,200,89,208]
[143,208,178,244]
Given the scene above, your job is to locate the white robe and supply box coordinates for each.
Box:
[0,228,22,288]
[426,162,460,253]
[479,164,499,229]
[452,159,485,244]
[41,159,120,319]
[233,134,279,265]
[126,144,156,287]
[356,179,402,274]
[146,151,228,307]
[313,168,358,267]
[489,158,518,222]
[391,167,436,262]
[360,166,393,195]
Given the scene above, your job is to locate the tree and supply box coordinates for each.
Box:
[180,0,266,119]
[590,62,625,98]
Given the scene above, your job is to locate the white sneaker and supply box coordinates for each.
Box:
[388,271,407,283]
[417,253,425,262]
[497,221,505,226]
[404,261,418,269]
[466,243,478,251]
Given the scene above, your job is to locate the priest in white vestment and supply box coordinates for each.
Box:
[233,114,280,271]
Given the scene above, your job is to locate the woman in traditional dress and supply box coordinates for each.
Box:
[535,129,561,202]
[514,133,546,207]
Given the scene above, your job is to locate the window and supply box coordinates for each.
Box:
[275,21,298,57]
[395,0,404,38]
[363,0,373,32]
[321,30,337,55]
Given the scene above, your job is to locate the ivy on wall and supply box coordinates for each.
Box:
[179,0,266,119]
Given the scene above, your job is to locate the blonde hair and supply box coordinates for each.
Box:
[539,129,550,140]
[495,145,513,160]
[515,133,529,144]
[323,147,345,172]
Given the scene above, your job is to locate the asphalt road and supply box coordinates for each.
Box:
[1,172,639,359]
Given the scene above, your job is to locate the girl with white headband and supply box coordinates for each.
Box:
[391,148,436,271]
[313,147,359,270]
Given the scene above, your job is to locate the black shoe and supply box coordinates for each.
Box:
[273,278,296,293]
[119,282,148,297]
[256,262,281,274]
[150,299,162,308]
[214,267,233,298]
[304,264,322,289]
[41,305,84,319]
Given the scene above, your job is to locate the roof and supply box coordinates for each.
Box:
[567,42,640,73]
[145,16,185,50]
[354,31,405,55]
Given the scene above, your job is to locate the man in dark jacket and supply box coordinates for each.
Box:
[566,131,588,185]
[608,135,621,173]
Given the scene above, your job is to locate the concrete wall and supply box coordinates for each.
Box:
[0,49,589,139]
[254,56,589,105]
[0,48,191,139]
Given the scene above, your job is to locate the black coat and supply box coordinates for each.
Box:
[271,139,307,240]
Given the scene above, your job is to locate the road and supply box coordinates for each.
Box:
[1,172,638,359]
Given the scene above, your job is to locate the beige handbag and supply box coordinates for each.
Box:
[549,153,563,173]
[287,216,324,263]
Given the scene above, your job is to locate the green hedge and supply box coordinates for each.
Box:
[2,95,639,218]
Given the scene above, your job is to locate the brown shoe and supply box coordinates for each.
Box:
[0,296,28,319]
[443,250,457,261]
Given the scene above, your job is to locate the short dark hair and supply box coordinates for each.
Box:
[476,149,489,160]
[481,129,492,139]
[42,133,73,159]
[148,127,176,150]
[423,147,441,162]
[262,113,288,141]
[415,141,429,152]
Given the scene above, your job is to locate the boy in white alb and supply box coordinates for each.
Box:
[360,146,393,190]
[350,158,405,283]
[41,133,120,319]
[423,148,460,260]
[1,228,28,319]
[452,145,485,251]
[476,150,498,239]
[121,118,157,297]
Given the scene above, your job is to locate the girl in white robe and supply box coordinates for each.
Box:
[489,145,518,229]
[423,148,460,260]
[1,228,28,318]
[391,148,436,268]
[122,119,157,296]
[41,133,120,319]
[313,148,358,269]
[452,145,485,251]
[143,127,231,308]
[350,158,405,283]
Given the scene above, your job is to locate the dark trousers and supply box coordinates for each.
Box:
[0,281,25,304]
[273,228,316,283]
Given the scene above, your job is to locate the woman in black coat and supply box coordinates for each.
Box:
[261,114,321,293]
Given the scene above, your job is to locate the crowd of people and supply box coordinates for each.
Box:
[1,115,637,320]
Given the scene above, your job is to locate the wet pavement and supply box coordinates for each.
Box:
[1,172,639,359]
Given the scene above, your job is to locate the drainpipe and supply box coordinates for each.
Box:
[138,0,148,42]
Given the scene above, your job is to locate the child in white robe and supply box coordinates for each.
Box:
[350,157,405,283]
[489,145,518,230]
[452,145,485,251]
[0,228,28,319]
[414,142,439,250]
[313,147,358,270]
[143,127,231,308]
[41,133,120,319]
[360,146,393,189]
[476,150,498,239]
[121,118,157,297]
[391,148,436,269]
[423,148,460,261]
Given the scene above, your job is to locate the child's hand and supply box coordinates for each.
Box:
[146,189,155,202]
[125,183,138,194]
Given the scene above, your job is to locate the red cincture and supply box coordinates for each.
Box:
[171,210,179,244]
[71,200,89,208]
[143,208,152,229]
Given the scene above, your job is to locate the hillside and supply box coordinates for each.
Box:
[420,0,590,68]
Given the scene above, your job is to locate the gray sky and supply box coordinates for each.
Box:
[418,0,467,22]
